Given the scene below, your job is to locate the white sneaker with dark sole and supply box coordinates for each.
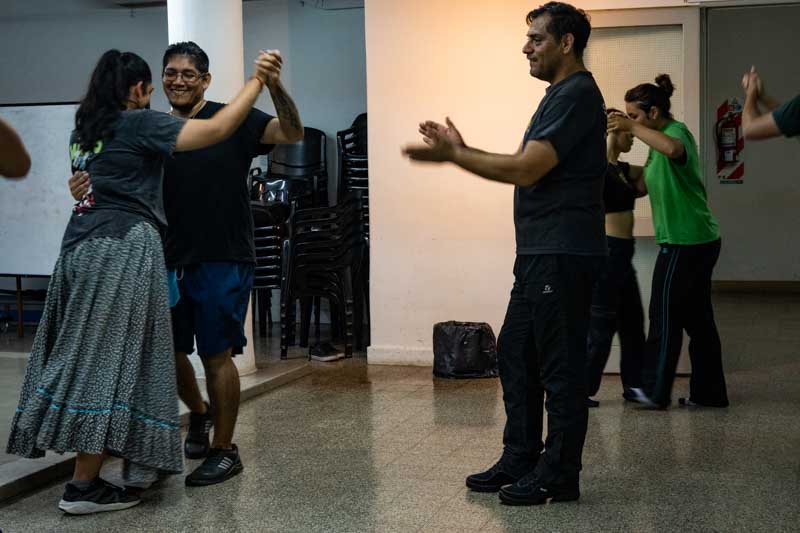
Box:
[58,478,141,515]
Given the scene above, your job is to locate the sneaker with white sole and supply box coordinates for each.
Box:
[185,444,243,486]
[58,478,141,515]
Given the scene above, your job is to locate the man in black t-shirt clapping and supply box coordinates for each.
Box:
[403,2,607,505]
[69,41,304,488]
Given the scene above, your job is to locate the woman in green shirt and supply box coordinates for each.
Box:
[607,74,728,409]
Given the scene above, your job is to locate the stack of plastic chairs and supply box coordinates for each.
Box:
[336,113,368,237]
[250,172,292,340]
[279,194,368,359]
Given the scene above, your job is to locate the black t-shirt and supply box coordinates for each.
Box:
[163,101,276,268]
[604,161,636,214]
[516,71,607,255]
[63,110,185,252]
[773,94,800,138]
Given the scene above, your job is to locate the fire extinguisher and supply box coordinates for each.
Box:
[716,98,742,166]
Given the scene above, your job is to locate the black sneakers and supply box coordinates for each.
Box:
[498,472,580,506]
[466,455,534,493]
[58,478,141,515]
[185,402,212,459]
[185,444,244,487]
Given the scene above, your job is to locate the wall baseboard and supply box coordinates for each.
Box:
[367,345,433,366]
[712,281,800,293]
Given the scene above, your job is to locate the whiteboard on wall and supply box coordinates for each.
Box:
[0,104,77,276]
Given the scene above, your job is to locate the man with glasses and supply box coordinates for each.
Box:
[70,41,304,487]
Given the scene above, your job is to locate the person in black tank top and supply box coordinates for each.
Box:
[585,108,648,407]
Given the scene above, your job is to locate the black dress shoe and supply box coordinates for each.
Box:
[185,445,243,487]
[679,397,729,408]
[184,402,213,459]
[498,472,580,506]
[466,456,534,493]
[586,398,600,408]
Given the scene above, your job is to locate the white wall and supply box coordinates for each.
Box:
[0,8,171,111]
[366,0,543,364]
[703,4,800,281]
[287,0,367,197]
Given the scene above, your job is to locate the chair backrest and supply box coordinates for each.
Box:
[351,113,367,155]
[269,127,327,177]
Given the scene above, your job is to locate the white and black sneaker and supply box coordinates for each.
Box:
[185,444,243,487]
[58,478,141,515]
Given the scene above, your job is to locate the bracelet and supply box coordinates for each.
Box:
[250,76,265,90]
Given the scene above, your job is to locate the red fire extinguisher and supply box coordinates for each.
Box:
[716,100,741,164]
[716,98,744,183]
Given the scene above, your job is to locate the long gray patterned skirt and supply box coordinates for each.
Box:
[7,222,182,483]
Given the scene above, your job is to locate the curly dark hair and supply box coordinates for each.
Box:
[526,2,592,59]
[162,41,209,74]
[625,74,675,119]
[75,50,152,152]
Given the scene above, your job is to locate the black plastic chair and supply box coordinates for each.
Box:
[268,127,328,208]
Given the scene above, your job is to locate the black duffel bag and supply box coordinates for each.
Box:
[432,321,499,379]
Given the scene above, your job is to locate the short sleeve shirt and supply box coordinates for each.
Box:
[62,110,185,252]
[643,120,719,245]
[515,71,608,256]
[162,101,276,268]
[773,94,800,138]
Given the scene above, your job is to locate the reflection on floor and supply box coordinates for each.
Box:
[0,292,798,532]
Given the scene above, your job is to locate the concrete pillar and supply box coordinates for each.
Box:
[167,0,256,376]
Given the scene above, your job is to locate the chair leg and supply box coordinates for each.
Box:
[330,302,340,340]
[266,290,274,337]
[314,296,321,345]
[300,296,312,348]
[342,271,355,357]
[257,289,268,337]
[280,296,290,360]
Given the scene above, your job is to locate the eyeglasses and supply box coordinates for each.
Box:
[162,69,206,83]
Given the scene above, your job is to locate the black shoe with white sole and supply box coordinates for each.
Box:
[58,478,141,515]
[184,401,213,459]
[185,444,243,487]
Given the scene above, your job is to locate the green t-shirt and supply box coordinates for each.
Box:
[644,120,720,245]
[773,94,800,138]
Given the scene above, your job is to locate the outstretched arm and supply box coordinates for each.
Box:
[403,117,558,187]
[0,118,31,178]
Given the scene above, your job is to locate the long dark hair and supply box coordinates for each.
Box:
[624,73,675,119]
[75,50,152,152]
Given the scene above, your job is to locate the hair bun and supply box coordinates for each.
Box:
[655,74,674,98]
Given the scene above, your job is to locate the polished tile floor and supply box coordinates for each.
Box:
[0,293,798,532]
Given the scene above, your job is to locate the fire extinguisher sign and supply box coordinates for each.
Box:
[716,98,744,184]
